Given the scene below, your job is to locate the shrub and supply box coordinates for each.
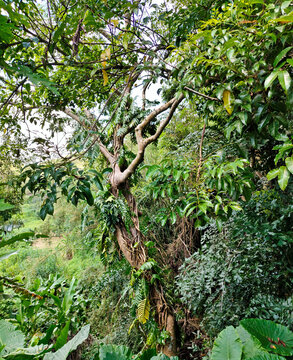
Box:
[177,190,293,336]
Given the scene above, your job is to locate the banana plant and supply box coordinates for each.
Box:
[94,344,179,360]
[0,319,90,360]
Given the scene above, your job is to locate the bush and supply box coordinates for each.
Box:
[177,190,293,337]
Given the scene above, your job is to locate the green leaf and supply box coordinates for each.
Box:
[99,344,133,360]
[211,326,243,360]
[54,321,70,351]
[272,12,293,23]
[264,70,279,89]
[139,348,157,360]
[0,232,34,249]
[17,65,60,95]
[278,166,290,190]
[229,202,242,211]
[39,324,56,345]
[285,156,293,174]
[40,205,48,220]
[43,324,90,360]
[236,325,264,359]
[52,19,68,44]
[238,112,248,125]
[248,354,286,360]
[240,319,293,356]
[216,218,223,232]
[0,199,14,212]
[267,169,280,181]
[145,165,160,179]
[80,186,94,206]
[0,320,25,357]
[278,71,291,93]
[273,46,293,67]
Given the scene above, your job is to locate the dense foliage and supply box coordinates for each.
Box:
[0,0,292,358]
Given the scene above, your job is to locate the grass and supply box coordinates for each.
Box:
[20,200,43,232]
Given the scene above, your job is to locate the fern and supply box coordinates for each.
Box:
[137,298,150,324]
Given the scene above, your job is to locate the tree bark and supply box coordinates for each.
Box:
[111,180,178,356]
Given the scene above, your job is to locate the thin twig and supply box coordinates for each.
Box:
[196,123,206,181]
[184,86,219,101]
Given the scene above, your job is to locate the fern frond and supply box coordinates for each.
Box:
[137,298,150,324]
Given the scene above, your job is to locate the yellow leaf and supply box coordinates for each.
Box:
[105,48,111,60]
[137,298,150,324]
[101,48,111,68]
[102,69,108,86]
[223,89,234,115]
[111,19,119,27]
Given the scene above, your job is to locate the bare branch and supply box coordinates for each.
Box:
[184,86,219,102]
[145,94,185,145]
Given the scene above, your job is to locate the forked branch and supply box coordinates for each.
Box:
[116,94,185,184]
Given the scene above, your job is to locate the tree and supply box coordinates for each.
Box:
[0,0,292,356]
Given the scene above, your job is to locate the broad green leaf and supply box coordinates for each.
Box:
[248,354,286,360]
[240,319,293,356]
[278,71,291,93]
[285,156,293,174]
[4,344,47,359]
[278,166,290,190]
[43,324,90,360]
[267,169,279,181]
[211,326,243,360]
[264,70,279,89]
[273,46,293,67]
[236,325,264,359]
[239,112,248,125]
[138,348,157,360]
[0,320,25,356]
[223,90,234,115]
[99,344,133,360]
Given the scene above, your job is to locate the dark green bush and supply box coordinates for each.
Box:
[177,189,293,337]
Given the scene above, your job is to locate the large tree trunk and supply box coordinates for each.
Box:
[111,181,178,356]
